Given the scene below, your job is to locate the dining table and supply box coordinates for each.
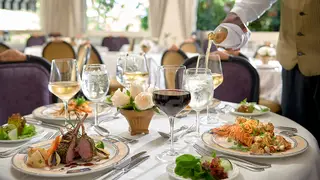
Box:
[0,102,319,180]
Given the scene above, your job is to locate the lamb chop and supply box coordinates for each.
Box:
[75,124,96,162]
[56,114,88,164]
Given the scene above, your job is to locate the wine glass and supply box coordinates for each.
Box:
[153,65,191,162]
[116,53,149,89]
[81,64,110,126]
[183,68,214,144]
[48,59,81,124]
[196,54,225,125]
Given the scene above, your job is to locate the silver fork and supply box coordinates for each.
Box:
[0,132,54,158]
[193,144,271,169]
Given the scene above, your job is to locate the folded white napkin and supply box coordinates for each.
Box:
[214,23,251,50]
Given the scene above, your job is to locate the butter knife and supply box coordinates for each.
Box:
[112,155,150,180]
[95,151,147,180]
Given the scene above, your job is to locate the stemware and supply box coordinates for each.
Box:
[153,65,191,162]
[81,64,110,126]
[116,53,149,89]
[196,54,225,125]
[183,68,214,144]
[48,59,81,124]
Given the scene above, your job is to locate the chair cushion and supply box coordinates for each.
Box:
[0,63,52,124]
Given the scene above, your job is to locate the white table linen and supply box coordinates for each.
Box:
[250,59,282,104]
[0,102,319,180]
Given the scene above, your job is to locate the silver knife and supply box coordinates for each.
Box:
[25,118,63,129]
[95,151,147,180]
[112,155,150,180]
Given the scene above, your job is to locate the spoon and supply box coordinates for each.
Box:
[158,125,188,138]
[93,125,138,143]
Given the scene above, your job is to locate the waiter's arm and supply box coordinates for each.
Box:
[223,0,277,28]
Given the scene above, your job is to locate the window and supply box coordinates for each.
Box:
[196,0,280,32]
[0,0,40,31]
[86,0,149,32]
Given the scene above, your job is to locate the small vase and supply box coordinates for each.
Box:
[120,109,154,136]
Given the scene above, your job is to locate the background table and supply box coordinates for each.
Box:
[0,102,319,180]
[24,46,283,104]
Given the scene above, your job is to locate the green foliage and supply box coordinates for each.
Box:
[196,0,280,32]
[140,8,149,31]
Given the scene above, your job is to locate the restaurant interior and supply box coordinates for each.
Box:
[0,0,319,180]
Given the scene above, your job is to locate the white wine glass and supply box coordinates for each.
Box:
[116,53,149,89]
[196,54,225,125]
[48,59,81,124]
[81,64,110,126]
[183,68,213,144]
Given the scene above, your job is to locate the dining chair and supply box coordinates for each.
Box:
[77,43,91,77]
[48,32,62,38]
[42,40,76,62]
[202,39,217,53]
[180,42,202,53]
[101,36,130,51]
[0,55,55,124]
[0,42,10,53]
[26,35,46,47]
[183,55,260,103]
[161,49,188,89]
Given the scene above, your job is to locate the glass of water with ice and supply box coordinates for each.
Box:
[82,64,110,125]
[184,68,214,144]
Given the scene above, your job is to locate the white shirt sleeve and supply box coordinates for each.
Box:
[230,0,278,23]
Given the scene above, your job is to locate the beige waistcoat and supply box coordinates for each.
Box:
[276,0,320,76]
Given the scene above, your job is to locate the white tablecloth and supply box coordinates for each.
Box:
[250,59,282,104]
[0,102,319,180]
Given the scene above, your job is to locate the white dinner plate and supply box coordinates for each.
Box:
[11,137,130,177]
[32,103,112,123]
[229,105,270,116]
[202,130,309,159]
[166,161,239,180]
[0,124,43,144]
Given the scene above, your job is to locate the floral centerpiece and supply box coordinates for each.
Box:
[256,44,276,64]
[107,83,159,135]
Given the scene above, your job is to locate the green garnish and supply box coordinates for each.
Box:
[174,154,209,180]
[240,98,248,104]
[211,151,216,158]
[75,97,86,106]
[230,142,249,152]
[95,141,105,149]
[227,137,232,142]
[0,127,8,140]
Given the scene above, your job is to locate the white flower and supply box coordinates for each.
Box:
[129,82,143,98]
[134,92,154,110]
[257,47,268,56]
[147,86,159,94]
[267,48,276,57]
[111,89,130,107]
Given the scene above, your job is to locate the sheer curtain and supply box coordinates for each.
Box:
[177,0,198,39]
[148,0,168,39]
[40,0,86,37]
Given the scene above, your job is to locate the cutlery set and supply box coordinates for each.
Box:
[95,151,149,180]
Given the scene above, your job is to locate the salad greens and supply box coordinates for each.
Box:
[174,154,213,180]
[0,113,37,140]
[0,124,36,140]
[239,98,269,113]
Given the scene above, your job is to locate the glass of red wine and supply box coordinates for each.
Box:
[152,65,191,162]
